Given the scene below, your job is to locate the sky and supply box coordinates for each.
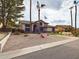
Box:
[23,0,79,28]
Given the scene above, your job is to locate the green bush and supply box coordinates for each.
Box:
[71,29,79,37]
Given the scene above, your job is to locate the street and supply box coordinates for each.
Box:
[12,40,79,59]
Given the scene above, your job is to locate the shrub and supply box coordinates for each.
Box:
[24,34,28,37]
[71,28,79,36]
[14,31,21,35]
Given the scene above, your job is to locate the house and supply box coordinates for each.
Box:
[46,25,55,32]
[19,20,54,33]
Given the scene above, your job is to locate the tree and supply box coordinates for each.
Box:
[55,27,64,34]
[0,0,24,28]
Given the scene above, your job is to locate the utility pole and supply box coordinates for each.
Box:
[30,0,32,32]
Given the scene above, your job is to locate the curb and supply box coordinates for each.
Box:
[0,37,78,59]
[0,32,11,52]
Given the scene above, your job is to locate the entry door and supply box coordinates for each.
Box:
[25,28,30,32]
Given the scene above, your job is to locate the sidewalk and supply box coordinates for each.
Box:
[0,32,8,41]
[0,32,11,52]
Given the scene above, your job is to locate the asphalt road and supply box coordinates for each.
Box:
[12,40,79,59]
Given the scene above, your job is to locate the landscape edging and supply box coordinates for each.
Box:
[0,32,11,52]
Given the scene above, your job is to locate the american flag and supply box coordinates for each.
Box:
[44,16,48,19]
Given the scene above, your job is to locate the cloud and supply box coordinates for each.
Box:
[32,0,63,10]
[24,0,64,20]
[24,0,79,27]
[24,0,64,11]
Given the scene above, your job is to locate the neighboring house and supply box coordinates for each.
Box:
[19,20,54,33]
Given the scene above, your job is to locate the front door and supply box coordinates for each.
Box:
[33,24,37,32]
[25,28,30,32]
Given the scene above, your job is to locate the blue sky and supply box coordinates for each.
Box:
[23,0,79,28]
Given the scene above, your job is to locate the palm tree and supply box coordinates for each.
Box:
[69,6,74,27]
[36,1,45,33]
[74,1,77,33]
[74,0,79,33]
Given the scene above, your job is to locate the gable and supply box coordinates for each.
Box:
[34,20,48,24]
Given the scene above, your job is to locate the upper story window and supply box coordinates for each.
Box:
[40,22,42,25]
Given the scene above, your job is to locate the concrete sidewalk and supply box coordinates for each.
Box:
[0,32,8,41]
[0,32,11,52]
[0,36,78,59]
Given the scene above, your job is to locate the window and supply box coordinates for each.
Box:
[40,22,42,25]
[25,24,30,27]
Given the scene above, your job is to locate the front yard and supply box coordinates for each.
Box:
[2,33,76,52]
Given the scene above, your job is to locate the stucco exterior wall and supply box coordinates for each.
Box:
[47,28,52,32]
[20,24,26,31]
